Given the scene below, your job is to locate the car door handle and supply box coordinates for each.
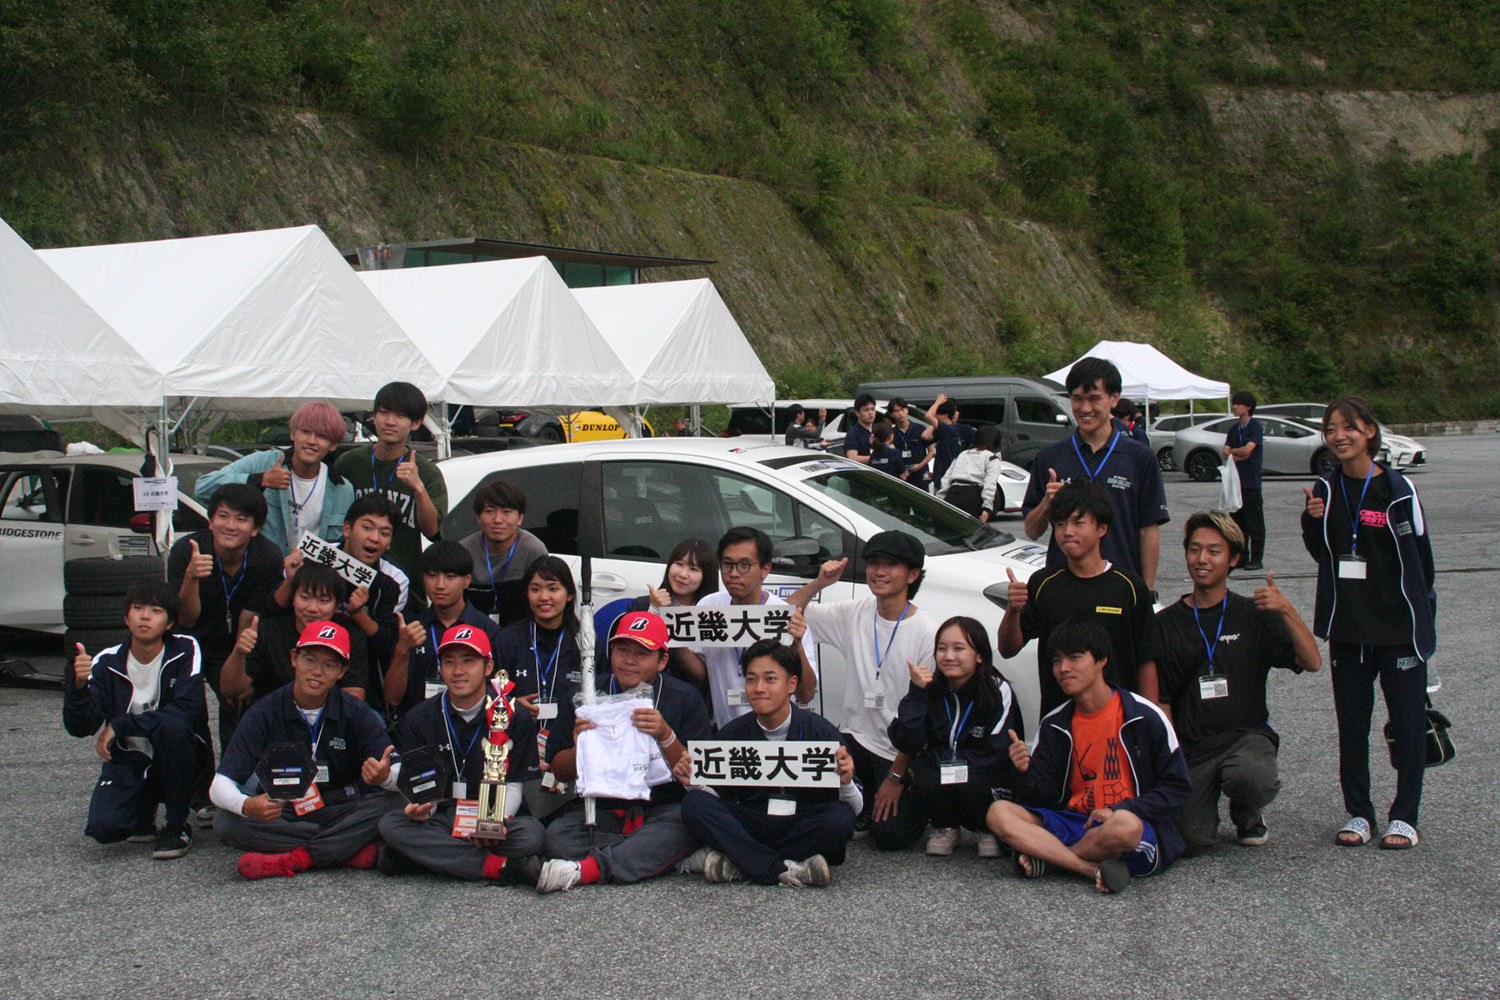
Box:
[1015,433,1029,440]
[592,572,629,591]
[74,534,98,545]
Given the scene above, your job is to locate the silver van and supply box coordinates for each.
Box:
[854,376,1074,469]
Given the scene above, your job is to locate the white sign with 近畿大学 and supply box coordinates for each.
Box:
[655,604,795,648]
[687,741,841,787]
[295,531,378,590]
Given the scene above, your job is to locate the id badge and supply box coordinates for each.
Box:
[291,783,325,816]
[863,692,885,710]
[489,612,501,626]
[314,763,330,784]
[940,761,969,785]
[451,781,468,800]
[1337,555,1368,580]
[424,681,445,700]
[536,726,550,765]
[537,702,559,721]
[1199,674,1229,700]
[451,799,479,839]
[768,797,797,816]
[541,771,560,791]
[726,688,748,707]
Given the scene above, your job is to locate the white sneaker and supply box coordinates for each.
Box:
[677,847,709,874]
[778,854,831,888]
[703,849,743,883]
[535,858,582,894]
[976,833,1002,858]
[925,827,958,856]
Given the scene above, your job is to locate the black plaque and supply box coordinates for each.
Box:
[395,745,449,805]
[255,742,317,801]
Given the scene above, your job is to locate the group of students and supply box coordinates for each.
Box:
[64,361,1438,893]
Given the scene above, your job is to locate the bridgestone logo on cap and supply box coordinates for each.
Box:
[455,627,473,640]
[317,625,338,640]
[628,618,649,632]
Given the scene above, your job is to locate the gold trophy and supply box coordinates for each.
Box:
[475,670,513,838]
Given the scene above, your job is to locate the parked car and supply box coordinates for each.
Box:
[436,439,1055,730]
[1256,403,1425,471]
[1149,412,1227,470]
[724,399,853,442]
[854,376,1074,470]
[488,408,653,443]
[0,452,220,633]
[1171,415,1371,481]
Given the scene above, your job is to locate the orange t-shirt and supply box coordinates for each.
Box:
[1067,692,1136,813]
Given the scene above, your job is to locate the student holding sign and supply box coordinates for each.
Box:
[377,625,546,882]
[210,621,398,880]
[383,542,503,718]
[676,640,859,887]
[536,612,711,893]
[193,402,355,555]
[788,530,937,850]
[459,480,548,627]
[891,616,1022,858]
[617,538,715,696]
[987,620,1191,894]
[63,582,204,859]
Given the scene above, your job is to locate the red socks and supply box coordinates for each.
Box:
[483,854,509,881]
[577,855,602,885]
[237,847,314,880]
[342,842,378,869]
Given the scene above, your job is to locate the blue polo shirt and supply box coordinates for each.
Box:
[396,602,504,716]
[218,684,391,805]
[843,422,873,458]
[1023,431,1170,578]
[890,423,920,471]
[1226,418,1264,490]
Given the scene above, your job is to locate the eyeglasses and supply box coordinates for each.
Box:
[720,559,759,576]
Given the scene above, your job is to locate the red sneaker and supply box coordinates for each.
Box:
[237,847,312,880]
[341,842,379,869]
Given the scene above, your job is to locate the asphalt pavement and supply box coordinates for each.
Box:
[2,435,1496,1000]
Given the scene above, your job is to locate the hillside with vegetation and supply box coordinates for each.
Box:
[3,1,1498,419]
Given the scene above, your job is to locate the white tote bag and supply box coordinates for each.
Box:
[1217,457,1243,513]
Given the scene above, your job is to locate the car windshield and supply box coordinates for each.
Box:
[800,467,1013,554]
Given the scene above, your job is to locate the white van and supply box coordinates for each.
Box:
[437,439,1052,731]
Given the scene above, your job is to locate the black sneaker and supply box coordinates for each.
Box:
[1236,823,1270,847]
[376,844,421,876]
[151,824,191,860]
[852,815,871,841]
[507,854,543,888]
[1242,561,1264,572]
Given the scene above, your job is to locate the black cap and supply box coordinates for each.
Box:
[862,530,924,569]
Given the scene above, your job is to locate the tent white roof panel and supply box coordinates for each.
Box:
[0,216,163,412]
[1045,340,1230,401]
[573,279,773,405]
[360,257,635,406]
[40,226,442,414]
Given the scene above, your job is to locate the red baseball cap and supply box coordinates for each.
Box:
[610,611,670,651]
[439,624,492,658]
[295,621,351,661]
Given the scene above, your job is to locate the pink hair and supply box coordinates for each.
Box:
[290,402,346,443]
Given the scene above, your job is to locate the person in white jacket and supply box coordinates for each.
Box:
[938,425,1004,522]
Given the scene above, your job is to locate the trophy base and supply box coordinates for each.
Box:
[473,819,506,838]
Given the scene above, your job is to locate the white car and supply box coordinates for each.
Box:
[437,438,1053,730]
[0,452,218,633]
[1255,402,1426,471]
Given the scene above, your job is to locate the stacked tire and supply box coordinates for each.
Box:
[63,556,166,655]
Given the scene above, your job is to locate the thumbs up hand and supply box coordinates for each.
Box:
[1303,485,1325,519]
[1005,567,1028,611]
[395,613,424,653]
[72,643,92,688]
[235,615,260,656]
[186,539,214,580]
[1043,467,1064,502]
[260,452,291,490]
[907,658,933,688]
[362,745,394,786]
[1007,729,1031,772]
[1254,572,1292,616]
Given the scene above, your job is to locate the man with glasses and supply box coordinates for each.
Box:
[693,528,818,730]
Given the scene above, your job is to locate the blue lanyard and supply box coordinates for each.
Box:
[485,537,519,590]
[305,707,326,756]
[441,693,485,779]
[1071,431,1121,482]
[427,624,444,678]
[531,620,562,700]
[287,464,319,526]
[871,602,910,678]
[944,694,974,750]
[1338,464,1376,556]
[219,557,246,630]
[371,449,405,492]
[1192,595,1229,675]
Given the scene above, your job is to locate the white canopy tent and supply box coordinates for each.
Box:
[39,225,444,446]
[573,278,774,407]
[360,257,636,407]
[0,216,162,414]
[1045,339,1230,412]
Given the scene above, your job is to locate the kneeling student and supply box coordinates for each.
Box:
[891,616,1021,858]
[987,620,1190,894]
[1137,513,1320,851]
[536,612,711,893]
[210,621,397,879]
[676,640,860,888]
[378,625,546,882]
[64,582,204,859]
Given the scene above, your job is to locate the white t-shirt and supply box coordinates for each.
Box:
[122,648,165,755]
[575,697,656,800]
[804,596,939,761]
[695,590,819,729]
[288,467,327,548]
